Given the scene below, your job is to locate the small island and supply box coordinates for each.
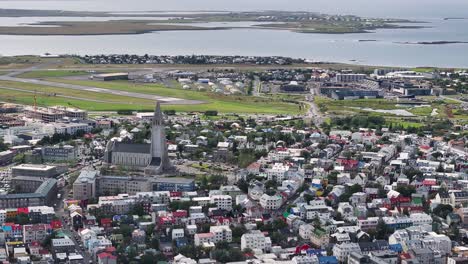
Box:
[0,9,425,36]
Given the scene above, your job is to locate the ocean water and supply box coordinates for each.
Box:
[0,0,467,67]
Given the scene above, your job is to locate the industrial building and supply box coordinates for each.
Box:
[0,178,57,209]
[93,72,129,81]
[11,164,64,178]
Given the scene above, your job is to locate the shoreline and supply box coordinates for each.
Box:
[0,9,425,36]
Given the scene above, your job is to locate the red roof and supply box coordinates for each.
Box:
[97,252,117,260]
[17,207,29,214]
[172,210,188,218]
[170,191,182,197]
[50,220,62,229]
[295,244,311,254]
[100,218,112,226]
[105,246,116,253]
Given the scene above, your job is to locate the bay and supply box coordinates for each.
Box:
[0,0,467,67]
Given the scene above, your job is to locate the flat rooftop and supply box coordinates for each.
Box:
[12,164,56,171]
[153,177,194,184]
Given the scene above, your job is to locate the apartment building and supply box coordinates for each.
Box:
[260,194,283,210]
[210,195,232,211]
[241,230,272,252]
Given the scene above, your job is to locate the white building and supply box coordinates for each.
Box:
[0,210,6,225]
[299,224,314,240]
[194,233,215,247]
[409,213,433,226]
[332,242,362,263]
[337,202,354,219]
[209,225,232,243]
[333,73,366,83]
[73,170,97,201]
[210,195,232,211]
[266,163,289,182]
[260,194,283,210]
[241,230,272,252]
[172,229,185,240]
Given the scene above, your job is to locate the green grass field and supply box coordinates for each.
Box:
[17,70,90,79]
[43,79,302,114]
[0,79,302,114]
[0,88,152,111]
[409,106,433,116]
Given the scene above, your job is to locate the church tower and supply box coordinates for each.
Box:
[145,102,170,175]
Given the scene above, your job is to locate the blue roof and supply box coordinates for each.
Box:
[389,243,403,252]
[318,256,338,264]
[306,249,323,256]
[2,226,12,232]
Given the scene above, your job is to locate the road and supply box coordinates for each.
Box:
[304,92,325,129]
[440,95,466,104]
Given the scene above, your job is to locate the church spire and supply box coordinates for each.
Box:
[153,101,163,126]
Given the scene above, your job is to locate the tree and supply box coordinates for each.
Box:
[216,240,230,250]
[129,204,145,216]
[13,153,25,163]
[375,219,390,240]
[433,204,453,219]
[232,226,247,243]
[272,219,287,231]
[119,224,133,238]
[328,171,339,185]
[265,180,278,190]
[237,178,249,193]
[0,139,8,151]
[396,185,416,197]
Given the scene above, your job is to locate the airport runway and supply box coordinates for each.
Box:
[0,61,205,105]
[0,75,204,105]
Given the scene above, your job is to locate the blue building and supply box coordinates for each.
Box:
[152,177,195,192]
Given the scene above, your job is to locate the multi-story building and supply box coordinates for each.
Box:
[310,228,329,248]
[259,194,283,210]
[219,185,242,199]
[333,242,362,263]
[300,202,332,222]
[358,217,379,231]
[210,195,232,211]
[209,225,232,243]
[11,176,47,193]
[194,233,215,247]
[409,213,433,226]
[51,238,76,254]
[0,210,6,225]
[73,170,97,201]
[0,179,57,209]
[0,150,14,166]
[23,224,50,244]
[152,177,196,192]
[299,224,314,240]
[333,73,366,83]
[47,122,92,135]
[25,106,65,123]
[11,164,62,178]
[41,145,78,162]
[28,206,55,223]
[266,163,289,182]
[48,106,88,120]
[241,230,272,252]
[97,175,150,196]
